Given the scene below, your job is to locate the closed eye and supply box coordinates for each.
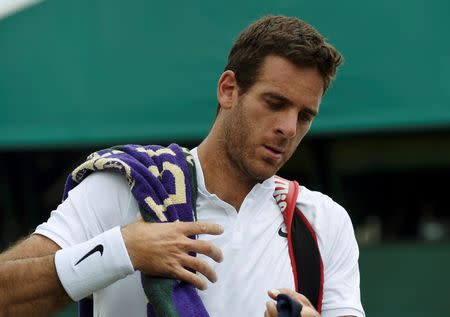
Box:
[262,92,292,111]
[261,91,318,122]
[298,111,314,122]
[266,100,287,110]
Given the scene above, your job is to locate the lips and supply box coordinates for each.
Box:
[265,145,284,154]
[263,145,284,162]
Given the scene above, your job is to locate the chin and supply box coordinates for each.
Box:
[247,161,279,182]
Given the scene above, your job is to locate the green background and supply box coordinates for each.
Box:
[2,0,450,148]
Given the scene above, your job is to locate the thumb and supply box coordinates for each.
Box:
[268,288,301,300]
[268,288,281,300]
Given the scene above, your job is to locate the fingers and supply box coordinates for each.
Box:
[265,300,278,317]
[268,288,313,308]
[266,289,320,317]
[179,222,224,236]
[187,239,223,263]
[301,306,320,317]
[122,220,224,291]
[181,255,217,283]
[295,293,313,309]
[268,288,281,300]
[177,222,224,262]
[175,266,208,290]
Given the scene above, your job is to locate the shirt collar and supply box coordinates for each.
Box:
[190,147,276,198]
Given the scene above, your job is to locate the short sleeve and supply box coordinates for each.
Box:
[34,171,139,248]
[321,200,365,317]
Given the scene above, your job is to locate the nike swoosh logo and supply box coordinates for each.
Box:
[278,227,288,238]
[75,244,104,266]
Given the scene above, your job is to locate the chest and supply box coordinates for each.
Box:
[195,193,295,316]
[94,192,296,317]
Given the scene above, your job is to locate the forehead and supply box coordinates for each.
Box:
[251,55,324,108]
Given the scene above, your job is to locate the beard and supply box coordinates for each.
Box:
[222,99,286,183]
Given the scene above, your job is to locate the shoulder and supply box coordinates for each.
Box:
[36,171,138,247]
[296,185,351,229]
[296,185,357,260]
[76,171,139,226]
[78,170,131,201]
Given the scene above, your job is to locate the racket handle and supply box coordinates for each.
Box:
[276,293,303,317]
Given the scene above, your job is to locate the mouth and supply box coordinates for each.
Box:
[263,145,284,162]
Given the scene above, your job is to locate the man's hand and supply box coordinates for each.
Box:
[121,220,224,290]
[264,288,320,317]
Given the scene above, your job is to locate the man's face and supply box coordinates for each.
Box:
[222,55,324,182]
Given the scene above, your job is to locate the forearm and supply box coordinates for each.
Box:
[3,294,70,317]
[0,255,71,316]
[0,226,134,316]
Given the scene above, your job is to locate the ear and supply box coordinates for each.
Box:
[217,70,238,110]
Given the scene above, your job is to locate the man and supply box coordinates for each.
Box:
[0,15,364,317]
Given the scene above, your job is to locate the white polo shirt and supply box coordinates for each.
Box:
[35,148,365,317]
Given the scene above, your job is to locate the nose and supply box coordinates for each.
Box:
[275,110,297,139]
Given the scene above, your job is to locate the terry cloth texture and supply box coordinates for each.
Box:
[63,143,207,317]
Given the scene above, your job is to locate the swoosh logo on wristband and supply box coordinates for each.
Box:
[75,244,104,266]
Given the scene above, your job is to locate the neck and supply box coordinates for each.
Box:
[198,133,257,211]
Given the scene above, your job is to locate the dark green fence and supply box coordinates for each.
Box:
[360,243,450,316]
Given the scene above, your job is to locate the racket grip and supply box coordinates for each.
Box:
[276,293,303,317]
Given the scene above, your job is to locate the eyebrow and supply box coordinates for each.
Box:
[261,91,319,117]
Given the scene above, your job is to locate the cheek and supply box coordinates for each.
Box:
[288,129,307,153]
[240,112,260,144]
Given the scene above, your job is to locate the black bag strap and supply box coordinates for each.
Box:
[273,176,324,313]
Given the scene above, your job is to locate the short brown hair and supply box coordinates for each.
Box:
[224,15,343,95]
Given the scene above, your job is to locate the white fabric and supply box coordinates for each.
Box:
[35,148,365,317]
[54,226,134,301]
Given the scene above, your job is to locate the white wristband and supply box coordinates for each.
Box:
[54,226,134,301]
